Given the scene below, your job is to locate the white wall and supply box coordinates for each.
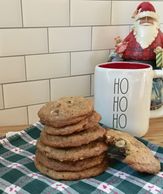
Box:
[0,0,163,126]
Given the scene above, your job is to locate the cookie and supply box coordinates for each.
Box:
[36,139,108,161]
[38,96,93,127]
[40,124,106,148]
[35,150,107,172]
[34,159,108,180]
[105,129,161,174]
[44,111,101,136]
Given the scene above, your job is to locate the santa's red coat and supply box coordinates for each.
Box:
[122,29,163,61]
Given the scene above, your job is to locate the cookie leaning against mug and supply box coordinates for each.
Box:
[40,124,106,148]
[38,96,93,127]
[34,159,108,180]
[36,139,108,162]
[44,111,101,136]
[105,129,161,174]
[35,150,107,172]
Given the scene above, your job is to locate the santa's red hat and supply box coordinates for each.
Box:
[132,2,158,21]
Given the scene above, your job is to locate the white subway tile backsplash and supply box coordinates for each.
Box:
[0,107,28,126]
[50,75,90,100]
[92,26,130,50]
[112,1,163,25]
[112,1,139,25]
[49,27,91,52]
[0,29,48,56]
[71,50,108,75]
[90,50,109,66]
[0,56,25,84]
[71,51,93,75]
[153,2,163,24]
[0,0,22,27]
[28,103,45,124]
[3,80,49,108]
[160,25,163,32]
[26,53,70,80]
[0,85,3,109]
[71,0,111,26]
[22,0,69,27]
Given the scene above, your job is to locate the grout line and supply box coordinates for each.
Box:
[24,55,27,81]
[1,84,5,110]
[0,73,94,86]
[90,75,92,96]
[69,0,71,26]
[0,48,111,58]
[1,102,47,111]
[91,26,93,50]
[49,79,51,102]
[20,0,24,27]
[1,79,50,85]
[47,28,50,53]
[26,106,29,125]
[110,0,112,25]
[70,52,72,76]
[0,24,140,30]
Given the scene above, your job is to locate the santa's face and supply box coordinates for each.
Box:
[134,16,159,49]
[139,16,155,25]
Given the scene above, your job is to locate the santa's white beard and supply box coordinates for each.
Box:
[133,21,159,49]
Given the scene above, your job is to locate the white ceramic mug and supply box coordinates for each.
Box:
[94,62,163,137]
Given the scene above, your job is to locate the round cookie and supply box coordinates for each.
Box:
[40,124,106,148]
[44,111,101,136]
[36,139,108,161]
[105,129,161,174]
[35,150,107,172]
[34,159,108,180]
[38,96,93,127]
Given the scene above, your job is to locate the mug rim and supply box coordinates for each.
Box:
[97,61,152,71]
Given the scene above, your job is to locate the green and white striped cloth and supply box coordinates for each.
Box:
[0,122,163,194]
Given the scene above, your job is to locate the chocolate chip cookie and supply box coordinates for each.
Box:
[38,96,93,127]
[40,124,106,148]
[44,111,101,136]
[105,129,161,174]
[35,150,107,172]
[36,139,108,162]
[34,159,108,180]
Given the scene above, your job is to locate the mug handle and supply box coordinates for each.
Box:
[150,69,163,118]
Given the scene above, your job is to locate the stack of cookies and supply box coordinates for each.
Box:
[34,96,108,180]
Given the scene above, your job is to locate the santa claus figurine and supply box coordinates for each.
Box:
[113,1,163,69]
[110,1,163,110]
